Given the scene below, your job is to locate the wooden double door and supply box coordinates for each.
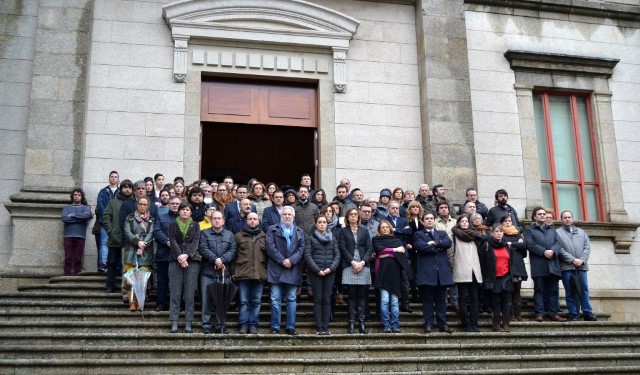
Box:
[200,78,318,187]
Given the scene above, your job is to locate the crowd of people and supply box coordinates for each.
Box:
[60,171,597,335]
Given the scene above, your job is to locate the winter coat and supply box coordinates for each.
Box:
[503,233,528,280]
[413,228,454,287]
[293,200,319,234]
[96,185,119,225]
[103,192,133,247]
[451,236,483,283]
[486,204,521,231]
[524,223,562,278]
[556,226,591,272]
[304,231,341,274]
[153,211,178,262]
[337,226,373,269]
[123,214,155,266]
[233,229,267,282]
[261,205,282,232]
[478,238,516,290]
[118,198,158,246]
[265,224,305,285]
[198,227,237,278]
[168,219,201,263]
[248,193,272,220]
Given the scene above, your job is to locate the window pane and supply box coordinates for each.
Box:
[557,184,582,219]
[541,182,553,209]
[576,96,596,181]
[549,95,578,180]
[585,185,600,221]
[533,94,551,180]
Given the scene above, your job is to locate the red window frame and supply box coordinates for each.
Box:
[535,91,604,221]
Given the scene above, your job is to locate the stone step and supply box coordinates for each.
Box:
[2,329,639,346]
[0,319,623,334]
[1,340,639,360]
[1,353,639,374]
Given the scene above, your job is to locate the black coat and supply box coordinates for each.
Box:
[479,238,517,290]
[413,229,453,287]
[337,226,373,269]
[503,233,528,280]
[304,231,341,274]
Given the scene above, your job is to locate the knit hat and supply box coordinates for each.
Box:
[379,189,391,198]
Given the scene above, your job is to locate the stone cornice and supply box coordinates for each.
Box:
[522,219,639,254]
[162,0,359,91]
[465,0,640,22]
[504,50,620,78]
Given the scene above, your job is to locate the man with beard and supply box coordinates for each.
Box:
[153,195,181,311]
[103,179,134,293]
[334,184,356,214]
[486,189,521,231]
[293,185,318,235]
[427,184,457,219]
[188,186,206,222]
[233,212,267,334]
[157,189,171,216]
[265,206,305,335]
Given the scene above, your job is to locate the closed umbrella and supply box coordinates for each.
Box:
[123,256,152,317]
[206,266,238,332]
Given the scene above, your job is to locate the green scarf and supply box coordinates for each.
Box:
[176,217,192,239]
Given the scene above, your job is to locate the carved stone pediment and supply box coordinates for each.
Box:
[162,0,359,91]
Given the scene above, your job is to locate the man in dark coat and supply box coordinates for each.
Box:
[262,190,284,232]
[524,206,565,322]
[152,195,180,311]
[486,189,521,231]
[265,206,305,335]
[413,212,454,333]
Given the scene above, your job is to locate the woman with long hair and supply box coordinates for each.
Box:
[500,214,528,321]
[391,187,404,205]
[479,224,516,332]
[265,182,278,201]
[338,207,372,334]
[305,215,341,335]
[311,189,329,210]
[168,200,201,333]
[174,181,186,199]
[451,214,484,332]
[372,220,412,333]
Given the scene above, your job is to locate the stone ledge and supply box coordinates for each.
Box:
[521,219,639,254]
[504,50,620,78]
[465,0,640,22]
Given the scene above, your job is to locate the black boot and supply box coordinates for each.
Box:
[357,298,368,334]
[347,298,356,334]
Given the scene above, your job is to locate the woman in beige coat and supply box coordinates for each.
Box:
[451,214,485,332]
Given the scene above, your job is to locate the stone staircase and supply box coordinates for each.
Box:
[0,272,639,374]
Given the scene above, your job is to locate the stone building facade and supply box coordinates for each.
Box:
[1,0,639,319]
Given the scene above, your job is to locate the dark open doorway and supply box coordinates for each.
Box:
[201,122,316,187]
[200,77,318,188]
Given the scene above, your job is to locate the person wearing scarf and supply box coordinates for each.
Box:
[233,213,267,334]
[451,214,485,332]
[479,224,515,332]
[304,215,341,334]
[168,200,201,333]
[320,205,345,308]
[372,220,413,333]
[500,214,528,321]
[123,197,155,312]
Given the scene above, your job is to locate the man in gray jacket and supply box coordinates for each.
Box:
[557,210,597,321]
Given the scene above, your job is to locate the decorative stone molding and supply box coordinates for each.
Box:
[162,0,360,89]
[173,36,189,83]
[332,47,347,93]
[465,0,640,24]
[192,50,329,75]
[504,50,620,78]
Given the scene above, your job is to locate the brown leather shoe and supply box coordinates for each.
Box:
[439,325,453,333]
[535,315,543,322]
[550,315,567,322]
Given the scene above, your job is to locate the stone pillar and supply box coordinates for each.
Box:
[3,0,92,277]
[414,0,476,200]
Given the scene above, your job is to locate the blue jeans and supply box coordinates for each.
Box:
[238,280,264,329]
[561,270,593,318]
[99,227,109,267]
[380,288,399,330]
[270,282,297,331]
